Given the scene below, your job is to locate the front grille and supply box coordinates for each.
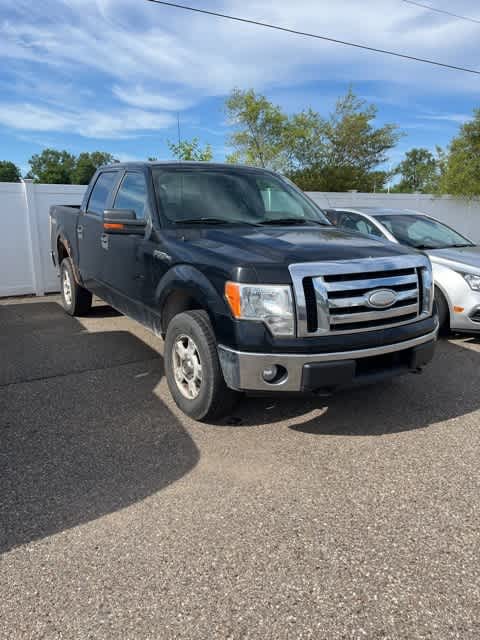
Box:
[323,267,420,332]
[471,309,480,323]
[289,256,433,337]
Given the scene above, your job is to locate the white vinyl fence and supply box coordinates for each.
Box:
[0,181,86,297]
[1,181,480,298]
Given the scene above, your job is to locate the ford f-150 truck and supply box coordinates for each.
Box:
[50,162,438,420]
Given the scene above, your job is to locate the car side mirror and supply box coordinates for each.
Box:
[103,209,146,234]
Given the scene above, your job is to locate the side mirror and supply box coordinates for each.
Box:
[103,209,146,234]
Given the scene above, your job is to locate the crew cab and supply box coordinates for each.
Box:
[50,162,438,421]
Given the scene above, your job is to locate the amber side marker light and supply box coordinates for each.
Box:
[225,281,242,318]
[103,222,124,230]
[453,305,465,313]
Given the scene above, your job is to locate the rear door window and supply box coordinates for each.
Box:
[87,171,119,216]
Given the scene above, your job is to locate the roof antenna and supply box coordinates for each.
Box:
[177,112,181,162]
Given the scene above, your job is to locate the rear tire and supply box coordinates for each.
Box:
[60,258,92,316]
[434,287,450,335]
[165,310,240,421]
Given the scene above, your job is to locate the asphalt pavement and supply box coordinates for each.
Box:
[1,296,479,639]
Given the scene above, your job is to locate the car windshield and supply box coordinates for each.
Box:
[376,214,474,250]
[152,167,330,226]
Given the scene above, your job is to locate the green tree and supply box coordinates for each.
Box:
[27,149,76,184]
[439,110,480,197]
[72,151,117,184]
[224,87,401,191]
[393,148,439,193]
[327,90,400,172]
[283,109,328,171]
[168,137,213,162]
[292,89,402,191]
[0,161,21,182]
[225,88,288,170]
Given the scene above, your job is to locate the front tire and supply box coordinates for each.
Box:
[165,310,240,421]
[60,258,92,316]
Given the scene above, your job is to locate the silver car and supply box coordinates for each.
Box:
[325,207,480,334]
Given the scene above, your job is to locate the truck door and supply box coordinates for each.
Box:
[100,171,150,319]
[78,170,120,294]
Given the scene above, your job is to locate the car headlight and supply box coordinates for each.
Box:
[225,282,294,336]
[464,273,480,291]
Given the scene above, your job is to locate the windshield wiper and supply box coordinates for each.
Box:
[412,243,439,250]
[175,217,258,226]
[260,218,327,226]
[447,243,474,248]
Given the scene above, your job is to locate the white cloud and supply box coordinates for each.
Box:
[3,0,479,91]
[0,103,175,138]
[0,0,478,139]
[418,112,473,124]
[112,85,192,111]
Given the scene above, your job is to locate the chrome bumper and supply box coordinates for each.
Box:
[218,327,438,392]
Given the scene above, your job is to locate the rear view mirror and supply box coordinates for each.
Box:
[103,209,146,234]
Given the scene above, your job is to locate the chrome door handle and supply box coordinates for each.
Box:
[101,233,109,249]
[77,225,83,239]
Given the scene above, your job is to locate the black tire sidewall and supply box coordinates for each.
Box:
[434,287,449,333]
[165,312,221,420]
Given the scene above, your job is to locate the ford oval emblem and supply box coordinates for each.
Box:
[366,288,398,309]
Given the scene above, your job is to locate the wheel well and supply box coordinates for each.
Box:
[434,284,450,330]
[161,290,205,333]
[57,238,69,264]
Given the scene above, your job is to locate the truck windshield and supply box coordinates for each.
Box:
[376,214,474,250]
[152,167,330,226]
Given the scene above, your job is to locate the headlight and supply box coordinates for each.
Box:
[225,282,294,336]
[464,273,480,291]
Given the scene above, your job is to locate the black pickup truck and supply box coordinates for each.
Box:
[50,162,438,420]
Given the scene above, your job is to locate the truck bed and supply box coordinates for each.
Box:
[50,204,82,268]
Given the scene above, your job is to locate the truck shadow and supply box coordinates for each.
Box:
[224,339,480,435]
[0,301,199,554]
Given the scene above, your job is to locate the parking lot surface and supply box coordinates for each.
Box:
[1,296,480,639]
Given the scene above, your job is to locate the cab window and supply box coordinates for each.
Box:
[87,171,119,216]
[114,172,148,219]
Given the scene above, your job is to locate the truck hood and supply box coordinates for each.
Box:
[428,245,480,275]
[178,225,415,265]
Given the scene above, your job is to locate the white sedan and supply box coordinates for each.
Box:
[325,207,480,334]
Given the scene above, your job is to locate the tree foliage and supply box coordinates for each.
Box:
[168,137,213,162]
[27,149,76,184]
[225,88,288,170]
[26,149,117,184]
[225,87,401,191]
[392,148,439,193]
[0,161,21,182]
[439,110,480,198]
[72,151,118,184]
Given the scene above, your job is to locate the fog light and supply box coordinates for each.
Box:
[262,365,278,382]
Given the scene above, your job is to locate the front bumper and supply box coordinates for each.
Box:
[218,327,438,393]
[450,288,480,333]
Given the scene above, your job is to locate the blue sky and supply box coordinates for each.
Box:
[0,0,478,176]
